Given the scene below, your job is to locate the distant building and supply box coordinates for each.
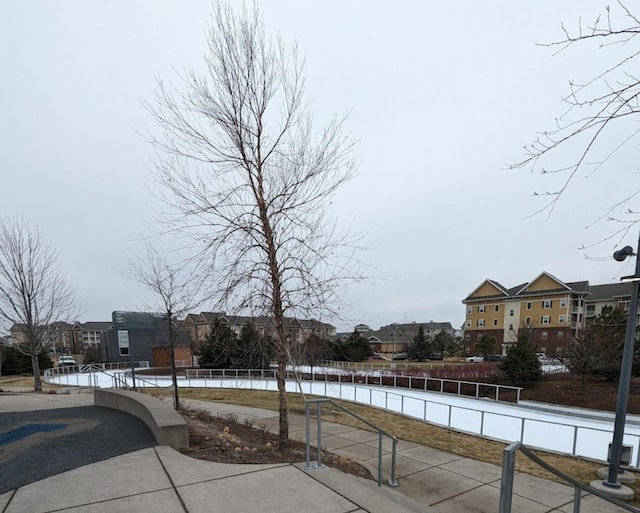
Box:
[340,321,455,356]
[462,272,637,358]
[182,312,336,350]
[103,311,191,366]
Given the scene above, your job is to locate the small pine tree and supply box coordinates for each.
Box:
[499,330,541,387]
[433,331,455,359]
[198,320,238,369]
[408,326,432,361]
[337,330,372,362]
[475,334,497,357]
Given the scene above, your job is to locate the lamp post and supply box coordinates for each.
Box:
[602,237,640,490]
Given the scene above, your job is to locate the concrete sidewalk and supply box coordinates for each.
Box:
[0,392,630,513]
[185,399,630,513]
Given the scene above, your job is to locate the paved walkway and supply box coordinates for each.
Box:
[0,392,630,513]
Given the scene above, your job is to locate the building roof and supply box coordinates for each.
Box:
[464,273,591,304]
[78,321,111,331]
[587,282,632,301]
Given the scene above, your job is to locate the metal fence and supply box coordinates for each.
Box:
[185,368,522,402]
[499,441,639,513]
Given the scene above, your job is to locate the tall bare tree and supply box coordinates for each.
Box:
[0,217,77,391]
[144,3,366,448]
[511,1,640,240]
[127,242,203,410]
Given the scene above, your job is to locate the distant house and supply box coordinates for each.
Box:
[340,321,455,356]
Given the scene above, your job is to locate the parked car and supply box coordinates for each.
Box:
[465,355,484,363]
[485,354,505,362]
[57,356,77,367]
[392,353,408,361]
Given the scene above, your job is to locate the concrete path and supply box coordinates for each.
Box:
[0,392,631,513]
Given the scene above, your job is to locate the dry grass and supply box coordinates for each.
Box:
[143,387,640,504]
[0,374,61,391]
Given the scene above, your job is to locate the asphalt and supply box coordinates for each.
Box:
[0,391,632,513]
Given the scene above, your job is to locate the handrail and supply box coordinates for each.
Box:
[304,398,398,488]
[499,441,640,513]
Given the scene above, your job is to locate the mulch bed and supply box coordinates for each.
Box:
[179,408,373,480]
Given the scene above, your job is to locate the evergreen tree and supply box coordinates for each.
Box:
[407,326,432,361]
[198,320,238,369]
[569,305,629,383]
[433,331,455,359]
[475,334,497,357]
[1,347,52,376]
[337,330,372,362]
[235,324,274,369]
[499,329,541,387]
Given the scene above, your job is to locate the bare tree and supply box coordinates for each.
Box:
[511,1,640,240]
[0,217,77,391]
[127,242,203,410]
[144,3,366,449]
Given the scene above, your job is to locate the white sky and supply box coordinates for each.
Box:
[1,1,637,332]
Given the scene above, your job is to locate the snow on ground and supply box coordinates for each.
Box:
[47,368,640,467]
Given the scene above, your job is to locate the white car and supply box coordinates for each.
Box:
[465,356,484,363]
[57,356,77,367]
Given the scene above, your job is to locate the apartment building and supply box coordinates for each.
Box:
[182,311,336,350]
[462,272,590,357]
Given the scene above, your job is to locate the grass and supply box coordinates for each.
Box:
[0,374,61,390]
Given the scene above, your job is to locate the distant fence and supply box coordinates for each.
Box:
[44,361,149,380]
[185,368,522,402]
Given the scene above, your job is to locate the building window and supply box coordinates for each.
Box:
[556,347,563,356]
[526,302,532,310]
[541,315,550,325]
[478,305,485,313]
[560,298,567,308]
[465,333,470,341]
[557,331,564,339]
[466,320,471,328]
[494,304,500,312]
[493,318,499,326]
[539,346,546,354]
[509,309,514,317]
[466,306,472,314]
[541,331,548,340]
[508,324,514,331]
[525,316,531,326]
[477,319,485,327]
[559,314,566,324]
[117,330,130,357]
[543,300,552,309]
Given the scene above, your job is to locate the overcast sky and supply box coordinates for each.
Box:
[1,1,637,332]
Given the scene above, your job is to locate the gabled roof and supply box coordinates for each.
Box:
[463,279,510,302]
[515,272,571,295]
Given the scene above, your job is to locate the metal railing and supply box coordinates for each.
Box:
[499,441,639,513]
[185,368,522,402]
[317,360,450,372]
[304,398,398,487]
[44,361,150,379]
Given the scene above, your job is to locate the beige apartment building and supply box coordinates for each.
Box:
[463,272,591,357]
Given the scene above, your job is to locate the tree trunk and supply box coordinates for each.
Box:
[31,352,42,392]
[169,314,180,410]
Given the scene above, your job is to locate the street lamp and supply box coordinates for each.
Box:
[599,237,640,494]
